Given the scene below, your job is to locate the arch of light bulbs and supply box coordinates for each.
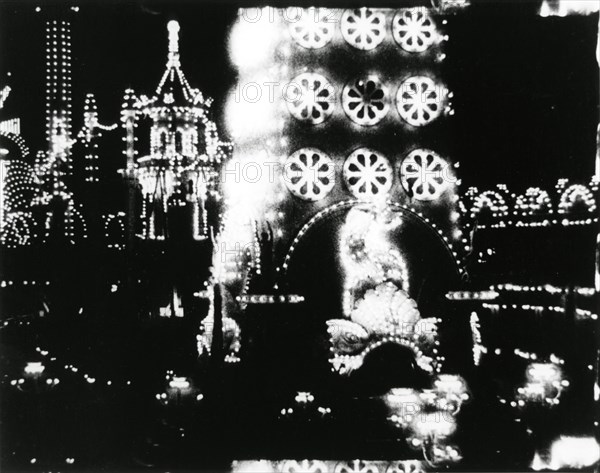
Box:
[278,199,462,280]
[558,184,596,214]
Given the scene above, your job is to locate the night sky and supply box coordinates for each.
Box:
[0,1,598,189]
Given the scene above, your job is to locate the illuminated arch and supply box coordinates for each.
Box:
[104,213,126,249]
[471,191,508,218]
[65,202,88,244]
[515,187,552,216]
[279,199,461,277]
[0,130,30,159]
[558,184,596,214]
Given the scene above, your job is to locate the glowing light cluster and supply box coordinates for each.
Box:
[515,362,570,407]
[384,382,465,465]
[469,312,484,366]
[0,86,11,109]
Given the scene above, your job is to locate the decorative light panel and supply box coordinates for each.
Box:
[343,148,393,199]
[283,148,335,201]
[342,76,389,126]
[287,72,335,125]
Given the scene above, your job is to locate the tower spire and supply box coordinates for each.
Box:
[167,20,180,64]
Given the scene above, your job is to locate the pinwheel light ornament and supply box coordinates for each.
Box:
[343,148,393,200]
[341,8,387,50]
[342,76,390,126]
[396,76,447,127]
[393,8,439,53]
[283,148,335,201]
[400,149,450,201]
[288,7,335,49]
[287,72,335,125]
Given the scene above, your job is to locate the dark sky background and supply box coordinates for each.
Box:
[0,1,598,189]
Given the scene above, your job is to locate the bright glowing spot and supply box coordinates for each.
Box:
[228,9,283,72]
[225,80,284,141]
[410,411,456,438]
[24,362,45,375]
[531,437,600,470]
[539,0,599,16]
[232,460,276,473]
[169,376,190,390]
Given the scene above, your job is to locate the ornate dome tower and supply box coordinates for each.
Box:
[121,20,231,241]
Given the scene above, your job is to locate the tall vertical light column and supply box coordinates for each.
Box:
[45,19,73,185]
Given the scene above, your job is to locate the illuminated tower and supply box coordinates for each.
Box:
[45,18,73,190]
[37,16,88,245]
[121,21,230,242]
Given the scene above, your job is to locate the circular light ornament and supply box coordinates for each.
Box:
[342,76,389,126]
[392,8,438,53]
[343,148,393,200]
[287,72,335,125]
[396,76,447,127]
[284,148,335,201]
[288,8,335,49]
[400,149,449,201]
[341,8,386,51]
